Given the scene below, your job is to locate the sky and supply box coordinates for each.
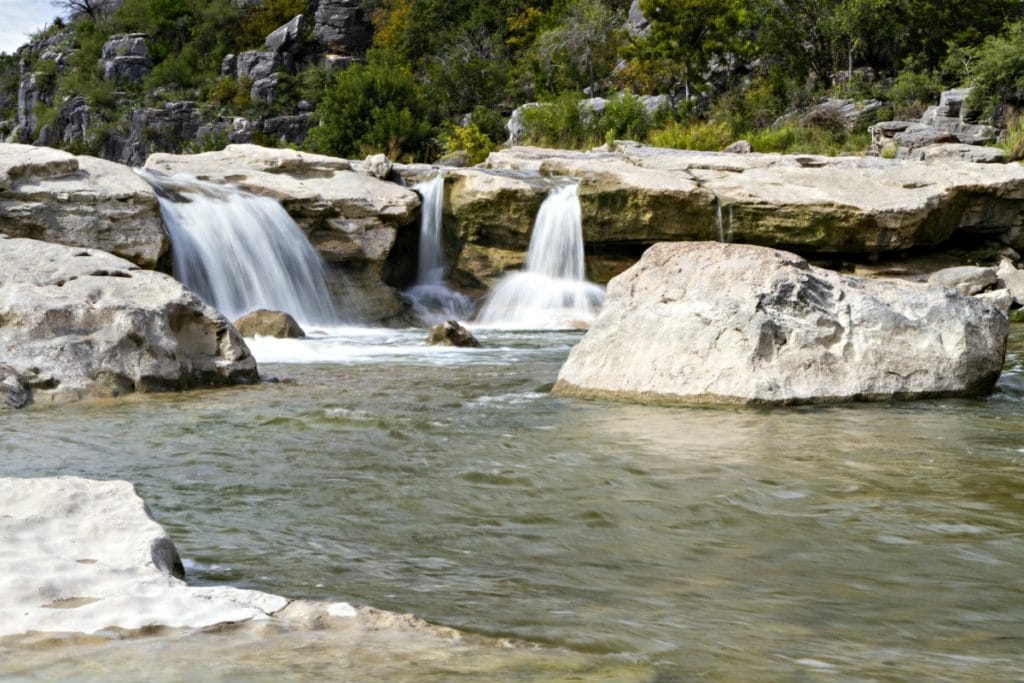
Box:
[0,0,63,55]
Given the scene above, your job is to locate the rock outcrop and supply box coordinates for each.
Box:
[0,237,258,407]
[870,87,1001,159]
[444,144,1024,287]
[553,242,1007,405]
[0,143,167,268]
[145,145,420,321]
[234,309,306,338]
[100,33,153,82]
[314,0,373,55]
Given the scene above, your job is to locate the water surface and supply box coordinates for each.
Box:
[2,327,1024,680]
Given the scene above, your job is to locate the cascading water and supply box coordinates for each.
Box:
[475,183,604,329]
[403,173,473,323]
[137,170,339,327]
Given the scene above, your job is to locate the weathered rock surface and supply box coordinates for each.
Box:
[553,242,1007,405]
[870,87,1000,158]
[427,320,480,347]
[996,258,1024,306]
[314,0,373,54]
[478,145,1024,258]
[0,476,364,636]
[0,143,167,268]
[100,33,152,82]
[927,265,998,295]
[0,237,258,406]
[234,309,306,338]
[145,145,420,322]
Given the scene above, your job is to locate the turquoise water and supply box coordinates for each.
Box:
[2,327,1024,680]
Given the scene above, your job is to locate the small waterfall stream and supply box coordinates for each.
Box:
[403,173,473,323]
[476,183,604,329]
[138,170,338,327]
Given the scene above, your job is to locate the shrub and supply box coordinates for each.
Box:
[649,120,734,151]
[519,92,588,148]
[599,91,651,141]
[745,123,869,155]
[1002,114,1024,162]
[306,51,433,160]
[888,69,941,119]
[438,121,497,164]
[238,0,310,49]
[967,22,1024,118]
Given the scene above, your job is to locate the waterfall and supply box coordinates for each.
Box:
[403,173,473,323]
[475,183,604,330]
[137,170,339,327]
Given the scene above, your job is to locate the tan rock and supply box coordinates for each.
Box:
[233,309,306,338]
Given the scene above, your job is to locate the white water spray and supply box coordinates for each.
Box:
[475,183,604,329]
[138,170,339,327]
[403,173,473,323]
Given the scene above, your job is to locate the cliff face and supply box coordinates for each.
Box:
[1,1,373,165]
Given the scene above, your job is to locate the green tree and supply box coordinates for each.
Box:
[306,51,434,159]
[532,0,622,95]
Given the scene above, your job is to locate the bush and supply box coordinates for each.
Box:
[599,91,650,141]
[745,123,869,155]
[519,92,589,148]
[967,22,1024,118]
[238,0,309,49]
[649,120,734,151]
[306,51,433,160]
[888,69,941,119]
[438,121,497,164]
[1002,114,1024,162]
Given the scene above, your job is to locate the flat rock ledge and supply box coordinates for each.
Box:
[553,242,1008,405]
[0,476,460,641]
[0,237,258,407]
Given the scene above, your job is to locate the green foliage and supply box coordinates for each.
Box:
[745,123,870,155]
[519,92,589,148]
[1001,114,1024,162]
[649,120,734,151]
[438,121,497,164]
[600,92,650,141]
[888,69,941,119]
[306,51,433,160]
[966,22,1024,118]
[239,0,310,49]
[466,106,508,145]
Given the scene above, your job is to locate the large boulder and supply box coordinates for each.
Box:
[314,0,373,54]
[0,144,167,268]
[144,145,421,322]
[0,237,258,407]
[553,242,1007,405]
[233,309,306,338]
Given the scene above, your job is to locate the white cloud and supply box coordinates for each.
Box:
[0,0,63,55]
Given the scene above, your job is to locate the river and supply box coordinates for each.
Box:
[1,326,1023,681]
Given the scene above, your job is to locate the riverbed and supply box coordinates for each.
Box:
[2,326,1023,680]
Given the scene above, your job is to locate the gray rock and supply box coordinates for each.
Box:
[996,259,1024,306]
[906,143,1006,164]
[0,365,29,410]
[250,74,280,103]
[553,242,1007,405]
[427,320,480,347]
[17,72,51,143]
[221,53,237,76]
[233,309,305,338]
[928,265,998,295]
[893,123,959,153]
[121,102,203,166]
[236,50,281,81]
[265,14,306,55]
[361,153,393,179]
[626,0,650,37]
[974,288,1013,316]
[0,237,259,407]
[314,0,373,54]
[723,139,752,154]
[100,34,152,82]
[260,113,315,145]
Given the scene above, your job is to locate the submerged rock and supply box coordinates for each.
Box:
[234,309,306,338]
[927,265,998,295]
[553,242,1007,405]
[0,237,258,407]
[427,320,480,347]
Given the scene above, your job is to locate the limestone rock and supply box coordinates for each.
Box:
[723,139,752,154]
[260,113,315,146]
[996,258,1024,306]
[251,73,280,103]
[0,365,29,410]
[0,476,309,636]
[427,320,480,347]
[0,237,258,406]
[314,0,373,54]
[974,288,1013,316]
[906,143,1006,164]
[927,265,998,295]
[265,14,306,56]
[0,143,167,268]
[361,153,393,180]
[234,309,306,338]
[236,50,281,81]
[122,102,204,166]
[553,242,1007,405]
[100,33,152,82]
